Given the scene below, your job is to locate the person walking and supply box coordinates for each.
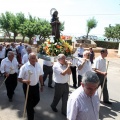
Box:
[51,54,71,116]
[93,48,112,104]
[1,51,19,102]
[22,46,32,64]
[18,52,44,120]
[89,47,95,64]
[77,43,84,58]
[77,50,92,87]
[67,71,100,120]
[43,60,53,88]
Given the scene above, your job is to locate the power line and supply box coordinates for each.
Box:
[59,13,120,17]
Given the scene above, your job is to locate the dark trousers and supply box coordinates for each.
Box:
[78,75,82,87]
[51,83,69,115]
[23,83,40,120]
[78,54,83,58]
[43,65,53,86]
[97,73,109,101]
[70,66,77,87]
[5,73,17,99]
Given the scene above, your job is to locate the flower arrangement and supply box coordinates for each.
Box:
[39,39,73,56]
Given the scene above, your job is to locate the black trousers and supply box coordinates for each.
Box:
[78,75,82,87]
[78,54,83,58]
[23,83,40,120]
[51,83,69,115]
[97,73,109,101]
[5,73,17,99]
[43,65,53,86]
[70,66,77,87]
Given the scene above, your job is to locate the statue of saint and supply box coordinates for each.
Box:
[50,10,60,41]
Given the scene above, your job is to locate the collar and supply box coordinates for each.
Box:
[81,86,93,98]
[58,62,66,67]
[99,55,106,60]
[27,61,36,67]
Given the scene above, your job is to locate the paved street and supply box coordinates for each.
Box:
[0,58,120,120]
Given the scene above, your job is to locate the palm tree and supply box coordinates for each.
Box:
[86,17,97,39]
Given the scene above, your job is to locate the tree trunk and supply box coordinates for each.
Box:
[22,36,25,43]
[29,37,32,45]
[13,35,16,42]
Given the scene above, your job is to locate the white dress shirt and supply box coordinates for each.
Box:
[93,56,106,72]
[53,62,70,84]
[77,47,84,55]
[22,53,29,64]
[18,61,43,86]
[0,49,5,59]
[69,58,78,67]
[1,57,18,74]
[77,59,92,76]
[67,86,99,120]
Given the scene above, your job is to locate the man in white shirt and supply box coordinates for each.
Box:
[77,50,92,87]
[69,57,78,88]
[67,71,100,120]
[1,51,18,102]
[93,48,112,104]
[51,54,71,116]
[77,43,84,58]
[22,46,32,64]
[0,45,5,76]
[18,52,43,120]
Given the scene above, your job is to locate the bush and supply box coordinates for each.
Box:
[94,41,119,49]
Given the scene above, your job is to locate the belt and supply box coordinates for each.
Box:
[10,73,16,75]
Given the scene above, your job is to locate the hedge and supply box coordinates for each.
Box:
[0,38,29,43]
[94,41,119,49]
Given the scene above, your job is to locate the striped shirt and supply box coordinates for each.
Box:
[67,86,100,120]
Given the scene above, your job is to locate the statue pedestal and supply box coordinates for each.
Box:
[118,43,120,57]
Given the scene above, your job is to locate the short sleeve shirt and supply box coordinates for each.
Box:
[53,62,70,83]
[18,61,43,86]
[93,56,106,72]
[77,59,92,76]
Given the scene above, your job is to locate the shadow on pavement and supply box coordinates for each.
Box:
[99,99,120,120]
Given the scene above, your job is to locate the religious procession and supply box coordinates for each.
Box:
[0,8,120,120]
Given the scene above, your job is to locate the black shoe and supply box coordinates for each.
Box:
[48,85,54,88]
[51,105,58,112]
[73,85,77,89]
[62,112,66,117]
[9,99,12,102]
[103,101,112,104]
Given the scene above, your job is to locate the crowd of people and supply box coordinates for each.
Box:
[0,42,112,120]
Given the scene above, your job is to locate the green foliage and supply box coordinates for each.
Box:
[59,21,65,32]
[95,40,119,49]
[0,11,65,44]
[104,24,120,40]
[86,17,97,38]
[0,12,12,38]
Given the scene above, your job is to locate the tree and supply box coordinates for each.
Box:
[16,12,26,42]
[0,12,12,39]
[86,17,97,39]
[104,24,120,41]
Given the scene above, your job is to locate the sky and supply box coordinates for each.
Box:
[0,0,120,37]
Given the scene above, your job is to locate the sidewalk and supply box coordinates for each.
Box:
[0,58,120,120]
